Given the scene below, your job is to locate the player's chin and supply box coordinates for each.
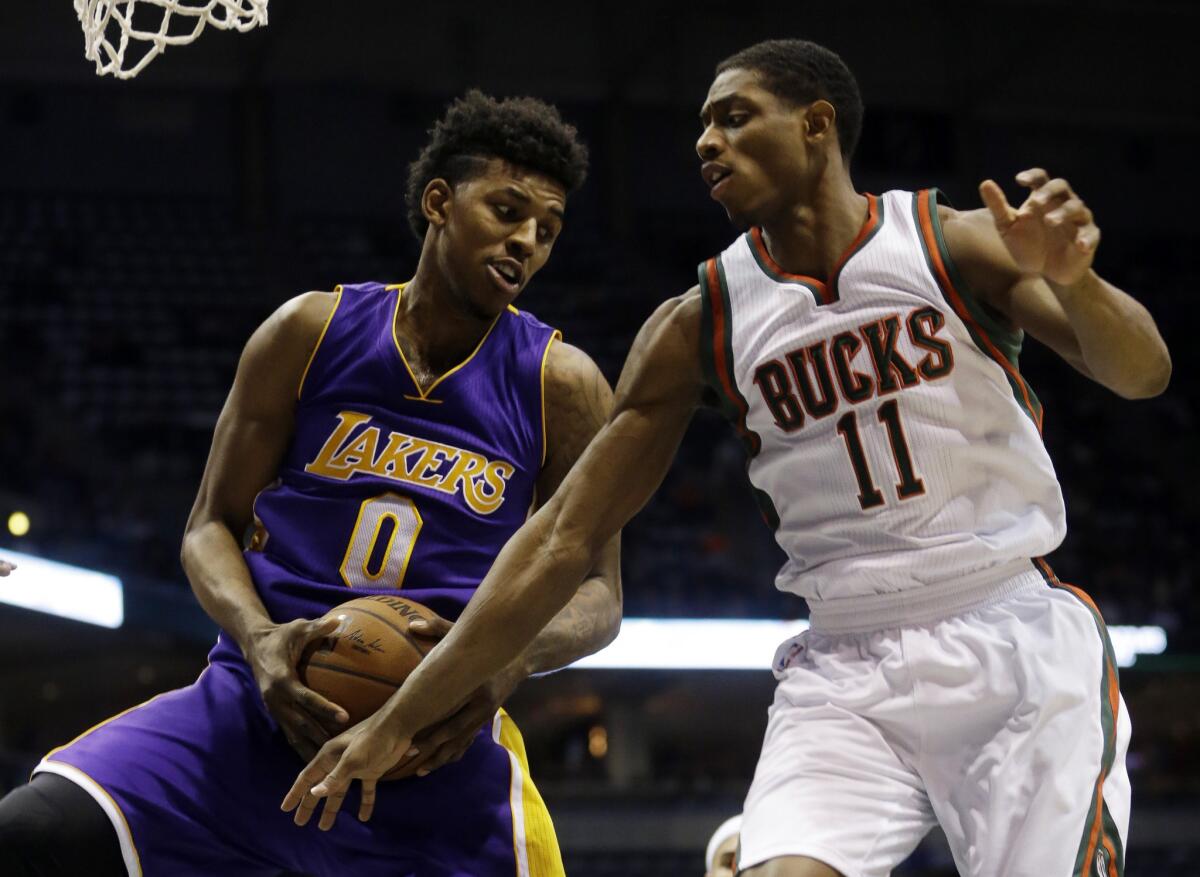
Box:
[720,202,753,232]
[467,281,513,320]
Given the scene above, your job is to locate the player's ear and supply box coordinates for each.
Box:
[805,99,837,148]
[422,179,453,230]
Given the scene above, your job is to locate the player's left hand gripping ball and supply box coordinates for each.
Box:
[281,713,415,830]
[979,168,1100,286]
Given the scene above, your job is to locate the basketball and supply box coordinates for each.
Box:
[299,595,442,727]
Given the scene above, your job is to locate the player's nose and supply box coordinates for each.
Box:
[506,219,536,259]
[696,125,723,161]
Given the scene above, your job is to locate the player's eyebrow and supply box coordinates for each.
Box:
[503,185,565,220]
[699,93,740,124]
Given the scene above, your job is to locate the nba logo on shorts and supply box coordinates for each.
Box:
[1095,848,1109,875]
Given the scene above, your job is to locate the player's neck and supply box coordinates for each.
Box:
[758,171,867,282]
[397,265,495,373]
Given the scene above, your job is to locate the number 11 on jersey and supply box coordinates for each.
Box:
[835,400,925,510]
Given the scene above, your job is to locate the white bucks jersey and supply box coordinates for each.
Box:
[699,189,1066,602]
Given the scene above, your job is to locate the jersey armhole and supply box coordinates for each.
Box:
[297,287,343,402]
[539,330,562,468]
[913,189,1044,431]
[697,257,760,455]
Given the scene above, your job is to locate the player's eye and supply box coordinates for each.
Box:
[493,203,517,220]
[537,226,554,243]
[726,112,749,127]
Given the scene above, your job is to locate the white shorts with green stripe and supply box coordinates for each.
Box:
[739,562,1129,877]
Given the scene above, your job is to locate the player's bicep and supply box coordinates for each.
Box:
[549,291,705,550]
[187,292,335,534]
[537,341,622,602]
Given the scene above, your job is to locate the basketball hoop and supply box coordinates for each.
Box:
[74,0,269,80]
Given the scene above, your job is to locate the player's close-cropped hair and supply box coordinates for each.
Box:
[405,90,590,239]
[717,39,864,162]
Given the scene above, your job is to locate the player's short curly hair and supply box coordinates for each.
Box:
[717,39,863,162]
[405,90,589,240]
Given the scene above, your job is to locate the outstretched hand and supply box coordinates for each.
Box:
[0,560,15,577]
[281,710,415,831]
[979,168,1099,286]
[374,612,526,780]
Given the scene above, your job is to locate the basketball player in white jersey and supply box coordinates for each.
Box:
[284,39,1171,877]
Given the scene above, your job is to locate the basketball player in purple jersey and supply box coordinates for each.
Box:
[0,91,620,876]
[287,42,1171,877]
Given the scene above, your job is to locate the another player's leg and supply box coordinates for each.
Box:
[0,773,126,877]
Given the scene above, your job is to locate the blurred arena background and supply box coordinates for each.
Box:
[0,1,1197,874]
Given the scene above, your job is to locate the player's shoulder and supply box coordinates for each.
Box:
[269,290,339,342]
[651,285,704,347]
[242,290,338,369]
[544,338,608,403]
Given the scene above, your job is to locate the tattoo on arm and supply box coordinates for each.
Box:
[516,341,622,677]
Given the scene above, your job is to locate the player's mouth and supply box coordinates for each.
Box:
[487,258,525,295]
[702,161,733,199]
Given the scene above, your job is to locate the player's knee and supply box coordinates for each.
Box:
[0,776,124,877]
[0,785,56,874]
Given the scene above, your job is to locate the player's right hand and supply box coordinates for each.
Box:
[282,709,415,831]
[0,559,15,576]
[246,617,350,761]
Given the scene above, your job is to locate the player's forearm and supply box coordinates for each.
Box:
[380,503,599,734]
[1049,270,1171,398]
[180,519,276,657]
[512,573,622,678]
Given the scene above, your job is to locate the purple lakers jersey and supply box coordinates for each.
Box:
[218,281,559,660]
[43,281,567,877]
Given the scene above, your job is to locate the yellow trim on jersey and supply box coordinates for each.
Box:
[495,710,565,877]
[507,304,521,314]
[297,288,344,401]
[36,667,213,876]
[41,671,207,762]
[539,331,562,468]
[390,284,506,400]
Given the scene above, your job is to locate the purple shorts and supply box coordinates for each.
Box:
[36,648,563,877]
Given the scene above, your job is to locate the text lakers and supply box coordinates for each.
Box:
[305,411,514,515]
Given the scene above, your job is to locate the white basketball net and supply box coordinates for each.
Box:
[74,0,269,79]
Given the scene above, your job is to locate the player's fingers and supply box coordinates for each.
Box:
[0,560,16,576]
[282,747,342,814]
[414,711,485,776]
[291,790,321,827]
[1016,167,1050,189]
[406,614,453,639]
[1076,225,1101,253]
[291,681,350,728]
[302,614,345,646]
[1045,199,1091,228]
[416,740,461,777]
[1025,179,1073,213]
[978,180,1016,228]
[417,735,477,776]
[358,779,377,822]
[316,786,349,831]
[278,707,328,760]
